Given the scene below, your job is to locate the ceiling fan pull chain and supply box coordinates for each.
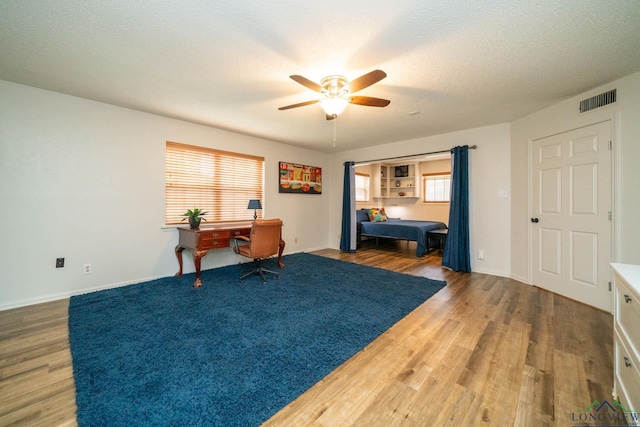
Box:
[333,117,337,147]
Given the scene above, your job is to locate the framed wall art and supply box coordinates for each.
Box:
[279,162,322,194]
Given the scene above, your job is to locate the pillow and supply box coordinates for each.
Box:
[367,208,387,222]
[356,209,371,223]
[379,207,388,221]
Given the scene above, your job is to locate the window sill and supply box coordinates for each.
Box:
[161,221,254,231]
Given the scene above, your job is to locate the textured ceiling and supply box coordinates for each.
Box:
[1,0,640,153]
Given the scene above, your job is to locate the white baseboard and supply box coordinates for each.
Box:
[0,275,165,311]
[510,273,530,285]
[2,248,333,311]
[471,268,510,278]
[298,245,331,253]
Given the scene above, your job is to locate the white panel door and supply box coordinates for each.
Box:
[532,121,612,311]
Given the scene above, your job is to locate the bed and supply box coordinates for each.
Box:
[356,209,447,256]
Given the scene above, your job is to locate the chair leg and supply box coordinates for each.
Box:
[257,267,279,284]
[239,269,260,282]
[239,259,279,284]
[258,267,279,277]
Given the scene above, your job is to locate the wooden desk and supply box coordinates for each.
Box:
[175,224,285,288]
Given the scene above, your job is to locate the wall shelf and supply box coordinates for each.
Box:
[373,196,419,204]
[379,164,419,199]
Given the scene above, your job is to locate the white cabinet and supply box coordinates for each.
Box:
[612,263,640,416]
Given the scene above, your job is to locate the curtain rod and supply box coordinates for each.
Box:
[354,144,477,165]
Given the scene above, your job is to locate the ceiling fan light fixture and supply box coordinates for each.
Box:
[279,70,389,120]
[319,97,349,116]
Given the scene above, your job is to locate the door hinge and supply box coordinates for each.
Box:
[609,282,612,292]
[609,211,612,221]
[609,140,612,151]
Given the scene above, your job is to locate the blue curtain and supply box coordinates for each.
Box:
[340,162,356,253]
[443,146,471,272]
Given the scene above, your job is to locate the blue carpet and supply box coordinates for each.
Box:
[68,253,446,426]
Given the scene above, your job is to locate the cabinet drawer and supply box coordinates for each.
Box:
[616,279,640,360]
[615,336,640,412]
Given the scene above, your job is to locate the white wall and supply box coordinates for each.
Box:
[510,71,640,284]
[10,70,637,310]
[0,80,331,309]
[330,123,512,277]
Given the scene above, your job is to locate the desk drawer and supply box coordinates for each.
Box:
[200,231,231,250]
[200,230,231,239]
[232,229,251,237]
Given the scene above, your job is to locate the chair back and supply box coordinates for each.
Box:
[248,219,283,259]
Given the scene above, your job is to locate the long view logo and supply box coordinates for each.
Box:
[572,400,639,426]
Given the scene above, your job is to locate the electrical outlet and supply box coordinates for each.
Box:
[83,263,92,274]
[478,250,485,260]
[56,258,65,268]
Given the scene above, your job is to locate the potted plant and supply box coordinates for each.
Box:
[181,208,208,229]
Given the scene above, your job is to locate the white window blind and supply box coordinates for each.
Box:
[355,173,370,202]
[423,173,451,203]
[165,141,264,225]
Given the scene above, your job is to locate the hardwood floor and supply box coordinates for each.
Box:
[0,298,76,426]
[0,240,613,426]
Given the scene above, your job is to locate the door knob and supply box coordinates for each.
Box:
[531,218,539,223]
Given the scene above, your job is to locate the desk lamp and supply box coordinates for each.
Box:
[247,199,262,220]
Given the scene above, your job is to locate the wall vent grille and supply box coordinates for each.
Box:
[579,89,617,113]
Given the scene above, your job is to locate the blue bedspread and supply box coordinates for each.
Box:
[360,219,447,256]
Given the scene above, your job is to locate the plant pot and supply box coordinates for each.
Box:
[188,217,201,229]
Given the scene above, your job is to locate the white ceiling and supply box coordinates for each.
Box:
[2,1,640,153]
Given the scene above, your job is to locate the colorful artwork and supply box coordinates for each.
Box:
[279,162,322,194]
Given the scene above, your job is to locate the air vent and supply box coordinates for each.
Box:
[579,89,616,113]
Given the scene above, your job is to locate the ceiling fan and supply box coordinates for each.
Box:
[278,69,390,120]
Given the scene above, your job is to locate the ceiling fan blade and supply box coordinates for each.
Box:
[289,75,323,93]
[347,70,387,93]
[278,100,319,110]
[349,96,391,107]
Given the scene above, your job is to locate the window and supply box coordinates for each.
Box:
[165,141,264,225]
[423,173,451,203]
[355,173,370,202]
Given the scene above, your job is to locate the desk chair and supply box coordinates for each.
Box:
[232,219,283,283]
